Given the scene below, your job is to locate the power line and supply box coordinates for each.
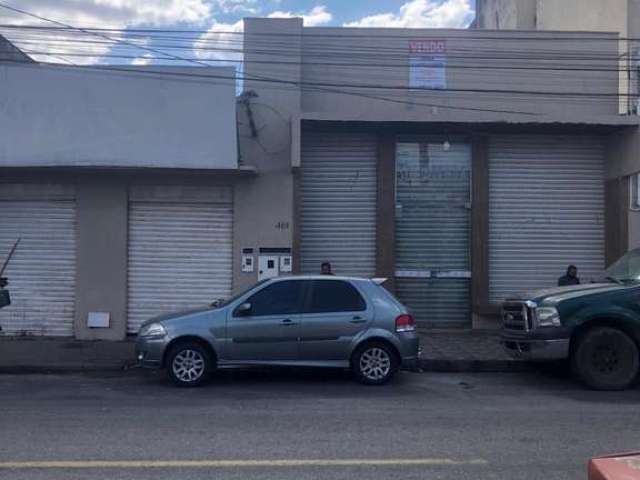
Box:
[1,23,639,42]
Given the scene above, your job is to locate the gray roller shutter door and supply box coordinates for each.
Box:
[300,132,377,277]
[489,135,605,304]
[127,186,233,334]
[395,141,471,328]
[0,184,76,336]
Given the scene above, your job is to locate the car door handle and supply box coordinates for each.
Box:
[350,316,366,324]
[280,319,298,326]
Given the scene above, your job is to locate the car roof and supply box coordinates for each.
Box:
[269,275,371,282]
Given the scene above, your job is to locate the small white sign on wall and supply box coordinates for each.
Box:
[87,311,110,328]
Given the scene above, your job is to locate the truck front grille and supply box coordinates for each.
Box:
[502,302,534,332]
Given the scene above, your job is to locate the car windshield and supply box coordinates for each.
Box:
[213,279,269,308]
[601,248,640,284]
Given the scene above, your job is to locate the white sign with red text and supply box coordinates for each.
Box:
[409,39,447,90]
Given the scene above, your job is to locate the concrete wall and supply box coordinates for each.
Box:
[476,0,536,29]
[298,28,619,118]
[536,0,627,32]
[75,179,128,340]
[0,64,238,169]
[233,18,303,290]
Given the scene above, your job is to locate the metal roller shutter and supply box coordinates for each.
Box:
[127,186,233,334]
[395,141,472,328]
[300,132,377,277]
[489,135,605,304]
[0,184,76,336]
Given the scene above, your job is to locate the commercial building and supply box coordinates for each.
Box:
[1,17,639,341]
[239,18,640,329]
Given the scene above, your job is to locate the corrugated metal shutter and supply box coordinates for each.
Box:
[300,132,377,277]
[127,186,233,334]
[0,184,76,336]
[395,141,471,328]
[489,135,605,303]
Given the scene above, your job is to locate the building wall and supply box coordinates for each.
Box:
[298,28,619,119]
[536,0,627,32]
[233,18,303,291]
[0,64,238,169]
[476,0,536,29]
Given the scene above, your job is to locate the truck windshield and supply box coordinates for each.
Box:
[602,248,640,284]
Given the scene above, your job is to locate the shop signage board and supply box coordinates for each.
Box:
[409,39,447,90]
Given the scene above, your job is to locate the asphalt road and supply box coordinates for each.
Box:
[0,368,639,480]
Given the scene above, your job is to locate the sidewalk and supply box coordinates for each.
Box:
[0,330,530,373]
[418,329,531,372]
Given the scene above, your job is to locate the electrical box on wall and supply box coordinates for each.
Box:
[280,255,292,273]
[241,248,254,273]
[257,247,292,280]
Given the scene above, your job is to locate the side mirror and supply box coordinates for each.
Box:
[235,302,252,317]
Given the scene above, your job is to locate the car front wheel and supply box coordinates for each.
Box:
[352,341,399,385]
[166,341,215,387]
[572,326,640,391]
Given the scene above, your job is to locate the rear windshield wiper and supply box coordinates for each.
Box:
[605,276,623,284]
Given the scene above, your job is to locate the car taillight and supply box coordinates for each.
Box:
[395,314,415,332]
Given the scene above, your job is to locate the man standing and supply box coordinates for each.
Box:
[558,265,580,286]
[320,261,334,275]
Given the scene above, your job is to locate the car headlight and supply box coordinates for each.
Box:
[138,323,167,338]
[536,307,561,327]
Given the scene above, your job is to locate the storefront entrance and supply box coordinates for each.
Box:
[394,138,472,329]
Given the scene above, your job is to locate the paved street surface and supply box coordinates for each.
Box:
[0,368,639,480]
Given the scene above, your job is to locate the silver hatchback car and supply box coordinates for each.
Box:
[136,275,420,387]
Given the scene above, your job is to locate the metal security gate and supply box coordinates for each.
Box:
[394,140,472,328]
[0,184,76,336]
[127,186,233,334]
[300,132,377,277]
[489,135,605,304]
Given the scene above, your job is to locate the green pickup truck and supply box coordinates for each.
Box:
[502,248,640,390]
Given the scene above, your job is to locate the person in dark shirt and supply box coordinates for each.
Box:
[320,261,334,275]
[558,265,580,286]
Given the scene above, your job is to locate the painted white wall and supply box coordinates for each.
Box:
[0,64,237,169]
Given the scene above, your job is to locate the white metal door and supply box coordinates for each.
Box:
[489,135,605,303]
[258,255,279,280]
[300,132,377,277]
[0,184,76,336]
[127,186,233,334]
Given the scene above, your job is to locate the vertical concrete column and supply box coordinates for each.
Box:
[233,18,303,291]
[605,176,630,267]
[471,136,493,328]
[376,132,396,292]
[74,179,128,340]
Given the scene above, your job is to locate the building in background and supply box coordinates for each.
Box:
[0,61,248,339]
[474,0,640,269]
[1,17,640,341]
[240,17,639,329]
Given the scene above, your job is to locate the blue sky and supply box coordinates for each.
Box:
[0,1,476,64]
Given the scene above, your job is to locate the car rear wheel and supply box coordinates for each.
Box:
[572,327,640,391]
[166,342,215,387]
[351,341,398,385]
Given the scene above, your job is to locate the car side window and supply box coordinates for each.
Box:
[306,280,366,313]
[241,280,305,317]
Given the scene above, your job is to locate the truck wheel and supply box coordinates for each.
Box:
[166,341,215,387]
[572,327,640,391]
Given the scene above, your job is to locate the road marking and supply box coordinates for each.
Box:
[0,458,488,469]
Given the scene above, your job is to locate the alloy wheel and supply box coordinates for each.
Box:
[359,347,391,381]
[172,349,206,383]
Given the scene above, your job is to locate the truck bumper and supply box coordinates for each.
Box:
[502,337,570,361]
